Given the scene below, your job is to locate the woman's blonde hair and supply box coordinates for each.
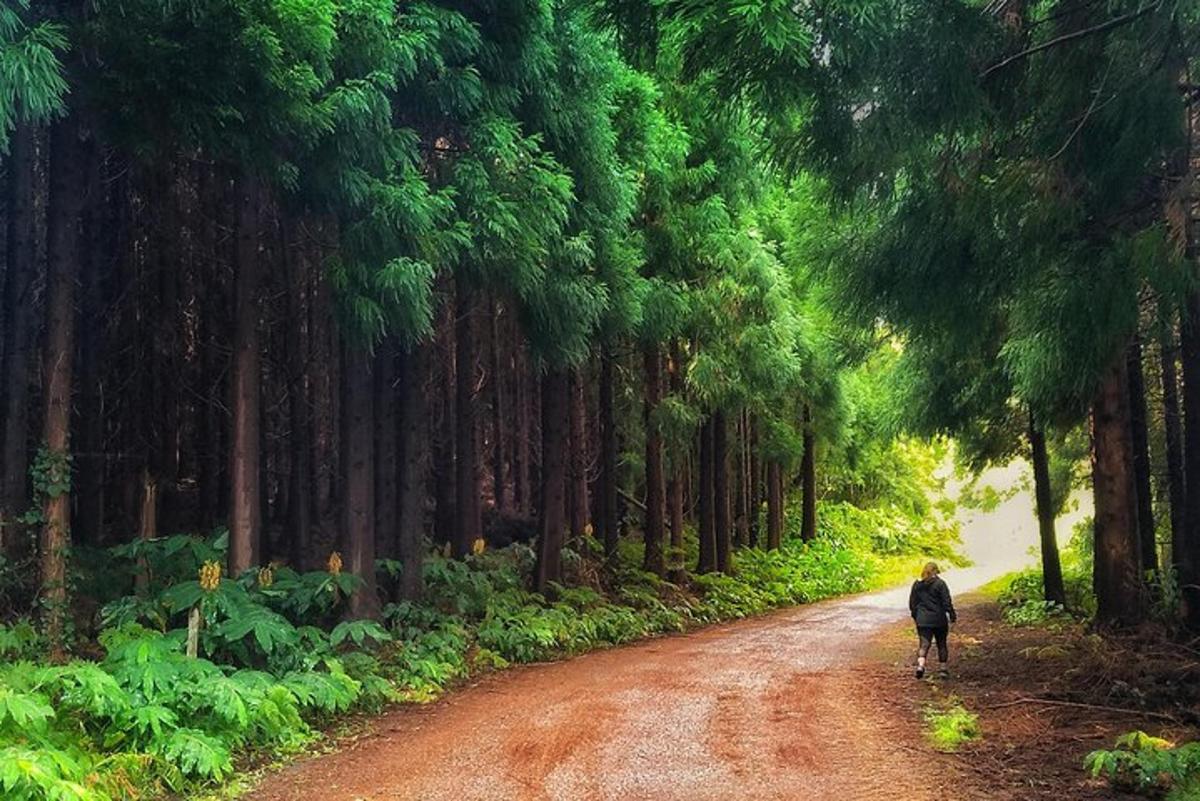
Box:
[921,562,940,581]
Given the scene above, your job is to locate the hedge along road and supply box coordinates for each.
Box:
[245,576,1000,801]
[245,464,1076,800]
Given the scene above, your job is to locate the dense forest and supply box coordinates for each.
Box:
[0,0,1198,798]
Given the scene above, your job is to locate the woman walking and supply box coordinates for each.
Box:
[909,562,956,679]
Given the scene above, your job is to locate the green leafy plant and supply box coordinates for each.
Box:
[923,700,981,753]
[1086,732,1200,799]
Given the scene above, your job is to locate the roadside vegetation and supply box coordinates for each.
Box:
[0,432,959,800]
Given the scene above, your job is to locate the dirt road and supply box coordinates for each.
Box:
[247,584,976,801]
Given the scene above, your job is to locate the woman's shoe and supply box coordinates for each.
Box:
[914,665,925,679]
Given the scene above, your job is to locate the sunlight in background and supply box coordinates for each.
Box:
[942,459,1092,594]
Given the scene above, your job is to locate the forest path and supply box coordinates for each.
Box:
[246,582,978,801]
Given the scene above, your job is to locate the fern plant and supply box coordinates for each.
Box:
[1086,732,1200,800]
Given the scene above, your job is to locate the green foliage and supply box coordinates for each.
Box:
[923,699,981,753]
[1086,732,1200,800]
[0,0,68,151]
[997,544,1095,626]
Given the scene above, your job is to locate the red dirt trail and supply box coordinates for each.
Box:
[246,587,970,801]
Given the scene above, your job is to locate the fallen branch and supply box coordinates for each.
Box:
[617,486,647,512]
[986,696,1180,723]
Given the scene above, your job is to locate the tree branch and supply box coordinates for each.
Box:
[980,2,1161,80]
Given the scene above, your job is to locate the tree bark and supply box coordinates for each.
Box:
[454,285,480,557]
[1182,288,1200,624]
[713,410,731,573]
[283,221,312,568]
[642,344,666,576]
[1126,337,1156,573]
[515,342,532,516]
[733,411,748,549]
[433,293,456,546]
[375,342,399,560]
[800,405,817,542]
[342,344,379,619]
[598,344,619,560]
[489,300,507,512]
[74,154,106,545]
[1028,411,1066,606]
[396,341,430,601]
[568,366,589,540]
[667,343,685,581]
[228,174,262,576]
[1161,322,1186,577]
[534,369,569,593]
[1,122,37,558]
[1091,355,1144,627]
[766,460,783,550]
[40,115,87,660]
[697,418,716,572]
[748,416,762,548]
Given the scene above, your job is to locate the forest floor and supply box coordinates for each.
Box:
[241,580,1195,801]
[889,594,1199,801]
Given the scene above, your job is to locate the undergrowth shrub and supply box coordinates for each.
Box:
[923,699,981,753]
[1086,731,1200,800]
[0,481,962,800]
[996,527,1095,627]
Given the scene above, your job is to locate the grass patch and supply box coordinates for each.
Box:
[923,699,981,753]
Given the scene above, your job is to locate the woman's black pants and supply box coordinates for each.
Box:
[916,625,949,662]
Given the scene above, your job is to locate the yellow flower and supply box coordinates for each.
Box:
[257,567,274,588]
[198,561,222,592]
[472,538,486,556]
[327,551,343,575]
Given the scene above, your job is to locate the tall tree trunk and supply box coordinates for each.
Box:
[713,410,731,573]
[1172,67,1199,624]
[1161,321,1187,576]
[150,170,181,531]
[568,367,589,540]
[1028,411,1066,606]
[800,405,817,542]
[697,418,716,572]
[433,294,456,546]
[74,154,105,546]
[748,416,761,548]
[375,343,399,560]
[1092,355,1144,627]
[342,344,379,619]
[598,343,619,561]
[489,300,507,512]
[642,344,666,576]
[197,167,226,530]
[1182,289,1200,624]
[284,222,312,568]
[534,369,569,593]
[1126,337,1157,573]
[1,122,37,559]
[733,411,748,549]
[310,234,338,531]
[667,343,685,581]
[228,174,262,576]
[766,460,783,550]
[396,342,430,602]
[515,342,532,515]
[40,116,87,660]
[454,286,480,557]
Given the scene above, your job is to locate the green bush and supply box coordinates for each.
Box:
[0,475,963,800]
[1086,731,1200,800]
[996,539,1095,626]
[923,699,981,753]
